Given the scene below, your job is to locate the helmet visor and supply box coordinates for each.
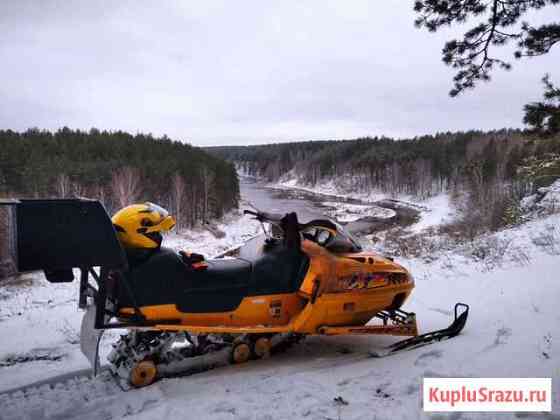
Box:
[143,215,176,234]
[145,202,169,218]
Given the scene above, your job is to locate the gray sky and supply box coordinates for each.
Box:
[1,1,558,146]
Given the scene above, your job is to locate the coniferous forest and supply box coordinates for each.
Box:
[0,128,239,228]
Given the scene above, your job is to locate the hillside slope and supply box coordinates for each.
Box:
[0,206,558,419]
[0,128,239,224]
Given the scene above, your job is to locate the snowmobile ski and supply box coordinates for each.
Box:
[369,303,469,357]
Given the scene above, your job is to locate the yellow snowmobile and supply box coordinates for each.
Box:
[3,199,468,388]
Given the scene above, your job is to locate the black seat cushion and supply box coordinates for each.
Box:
[120,247,187,308]
[119,247,309,314]
[251,248,309,295]
[120,248,250,313]
[175,258,251,313]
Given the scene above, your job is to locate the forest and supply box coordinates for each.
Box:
[0,128,239,228]
[209,129,560,233]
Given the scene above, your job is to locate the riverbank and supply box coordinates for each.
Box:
[270,176,458,234]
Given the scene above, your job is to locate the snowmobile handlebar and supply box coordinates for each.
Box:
[244,209,339,234]
[243,209,284,224]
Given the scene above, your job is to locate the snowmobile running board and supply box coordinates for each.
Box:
[369,303,470,357]
[317,313,418,336]
[318,306,420,336]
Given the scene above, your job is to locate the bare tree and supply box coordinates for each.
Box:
[190,183,198,226]
[111,166,141,209]
[0,205,16,279]
[0,170,6,198]
[72,181,86,198]
[171,172,186,231]
[95,185,106,206]
[56,174,71,198]
[200,166,214,222]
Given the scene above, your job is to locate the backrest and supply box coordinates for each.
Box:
[251,247,309,295]
[15,199,127,272]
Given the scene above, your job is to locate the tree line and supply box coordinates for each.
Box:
[209,129,560,232]
[0,128,240,229]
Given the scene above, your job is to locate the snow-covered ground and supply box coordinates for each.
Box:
[0,213,261,394]
[407,194,458,233]
[522,179,560,215]
[165,211,261,257]
[276,175,386,203]
[1,189,559,419]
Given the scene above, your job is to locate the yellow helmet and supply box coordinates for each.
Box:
[112,202,176,249]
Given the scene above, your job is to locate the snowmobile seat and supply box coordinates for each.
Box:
[119,246,309,313]
[120,248,251,312]
[176,257,252,312]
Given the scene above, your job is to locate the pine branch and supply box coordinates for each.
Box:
[414,0,560,96]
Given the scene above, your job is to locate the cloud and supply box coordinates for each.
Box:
[0,0,558,145]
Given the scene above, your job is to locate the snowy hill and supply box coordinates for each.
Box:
[0,202,558,419]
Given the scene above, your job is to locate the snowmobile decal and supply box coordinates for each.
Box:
[337,272,388,290]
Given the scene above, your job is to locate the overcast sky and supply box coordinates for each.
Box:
[1,1,558,146]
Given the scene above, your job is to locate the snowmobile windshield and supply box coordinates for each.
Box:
[301,221,362,253]
[328,221,362,253]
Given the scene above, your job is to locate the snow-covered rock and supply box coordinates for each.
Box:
[521,179,560,214]
[321,201,395,222]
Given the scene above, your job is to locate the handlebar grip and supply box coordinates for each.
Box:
[243,209,284,224]
[260,211,284,222]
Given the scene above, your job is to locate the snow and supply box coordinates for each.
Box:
[0,275,89,391]
[521,178,560,215]
[1,197,559,418]
[165,212,261,257]
[321,201,396,222]
[276,174,386,203]
[408,194,458,233]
